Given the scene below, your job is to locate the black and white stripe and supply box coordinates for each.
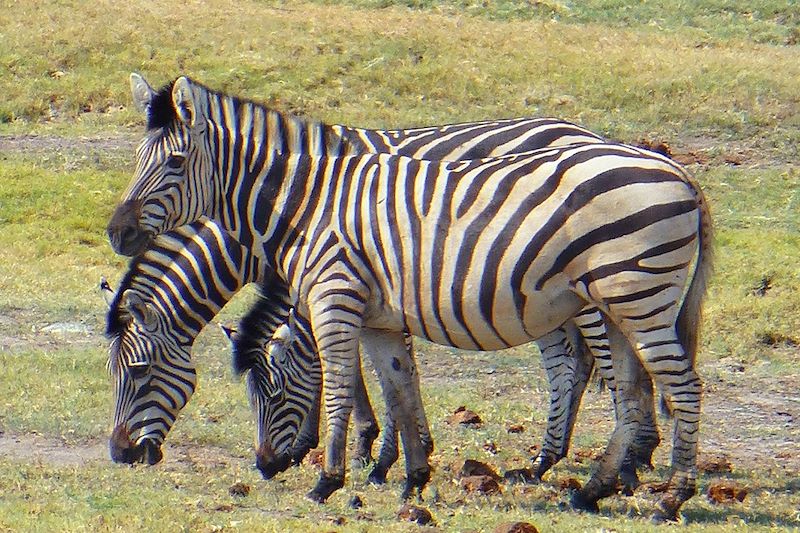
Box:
[108,77,712,521]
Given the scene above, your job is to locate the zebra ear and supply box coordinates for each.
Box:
[172,76,204,129]
[99,277,116,308]
[121,290,158,328]
[130,73,156,114]
[219,323,239,344]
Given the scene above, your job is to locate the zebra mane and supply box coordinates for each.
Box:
[104,253,151,338]
[230,288,278,378]
[144,77,355,156]
[145,80,180,131]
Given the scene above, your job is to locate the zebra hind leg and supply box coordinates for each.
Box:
[530,327,577,481]
[571,320,643,513]
[352,361,381,468]
[360,329,431,500]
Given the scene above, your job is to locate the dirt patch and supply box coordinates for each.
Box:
[0,134,137,156]
[0,307,104,354]
[0,430,247,471]
[0,432,107,466]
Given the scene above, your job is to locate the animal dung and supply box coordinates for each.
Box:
[397,504,434,525]
[447,406,482,426]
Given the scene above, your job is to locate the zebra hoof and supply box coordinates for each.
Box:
[401,467,431,500]
[570,490,600,514]
[289,446,311,466]
[307,472,344,503]
[367,465,388,485]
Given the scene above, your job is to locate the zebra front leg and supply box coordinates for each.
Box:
[360,329,431,500]
[305,293,366,504]
[572,320,643,513]
[289,387,321,465]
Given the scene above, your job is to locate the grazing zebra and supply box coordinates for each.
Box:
[107,77,712,521]
[102,216,431,472]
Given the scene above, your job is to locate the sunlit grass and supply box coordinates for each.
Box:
[1,0,799,530]
[1,1,798,162]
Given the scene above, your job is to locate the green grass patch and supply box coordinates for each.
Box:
[1,1,798,162]
[1,0,799,530]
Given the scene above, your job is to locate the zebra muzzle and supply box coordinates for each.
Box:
[107,199,152,256]
[255,442,292,479]
[109,426,164,465]
[109,425,142,464]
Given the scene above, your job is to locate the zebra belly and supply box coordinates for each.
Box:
[367,284,585,352]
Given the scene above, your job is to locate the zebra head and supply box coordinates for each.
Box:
[103,281,197,465]
[224,307,322,478]
[108,74,214,256]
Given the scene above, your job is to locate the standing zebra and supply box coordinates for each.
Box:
[102,217,431,473]
[108,77,711,521]
[101,84,654,484]
[230,108,664,484]
[118,73,663,484]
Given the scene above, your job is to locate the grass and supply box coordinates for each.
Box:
[1,0,799,530]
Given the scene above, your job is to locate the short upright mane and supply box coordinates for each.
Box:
[146,80,180,131]
[144,77,355,156]
[104,253,150,338]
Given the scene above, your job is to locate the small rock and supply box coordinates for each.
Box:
[228,482,250,497]
[397,504,434,525]
[572,448,601,463]
[447,406,482,426]
[461,475,501,494]
[458,459,501,481]
[698,453,733,474]
[348,495,363,509]
[707,481,748,504]
[507,423,525,434]
[494,522,540,533]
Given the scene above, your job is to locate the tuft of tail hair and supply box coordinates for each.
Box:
[665,170,715,419]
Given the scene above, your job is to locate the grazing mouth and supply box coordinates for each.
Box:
[110,427,164,465]
[256,452,293,479]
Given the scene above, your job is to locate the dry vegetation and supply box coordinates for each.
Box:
[1,0,799,531]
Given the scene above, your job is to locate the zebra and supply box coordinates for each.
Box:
[123,74,659,484]
[116,73,662,484]
[107,76,712,521]
[102,216,431,473]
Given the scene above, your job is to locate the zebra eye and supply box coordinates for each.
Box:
[127,363,150,380]
[165,153,186,170]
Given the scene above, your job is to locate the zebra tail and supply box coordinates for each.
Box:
[675,172,715,372]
